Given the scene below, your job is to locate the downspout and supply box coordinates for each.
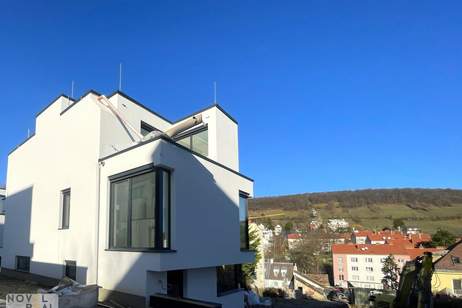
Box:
[95,160,103,286]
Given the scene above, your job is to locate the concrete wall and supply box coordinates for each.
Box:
[185,267,244,308]
[99,93,172,158]
[1,93,101,284]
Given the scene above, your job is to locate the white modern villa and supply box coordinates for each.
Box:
[0,90,254,308]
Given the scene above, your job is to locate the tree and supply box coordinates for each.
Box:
[284,222,293,233]
[242,226,261,287]
[431,229,456,247]
[288,230,325,273]
[392,218,406,230]
[382,254,400,290]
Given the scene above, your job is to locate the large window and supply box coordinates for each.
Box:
[109,165,170,250]
[175,127,208,156]
[217,264,242,296]
[239,192,249,250]
[60,189,71,229]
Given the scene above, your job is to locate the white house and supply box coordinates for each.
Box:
[263,260,294,291]
[0,187,5,248]
[327,219,349,232]
[0,91,254,308]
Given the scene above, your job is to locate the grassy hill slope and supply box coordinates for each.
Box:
[249,188,462,235]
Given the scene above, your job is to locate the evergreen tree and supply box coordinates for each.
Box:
[431,229,456,247]
[242,226,261,287]
[381,254,400,290]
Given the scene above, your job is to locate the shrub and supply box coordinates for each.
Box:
[262,288,287,298]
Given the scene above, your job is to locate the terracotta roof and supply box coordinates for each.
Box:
[367,233,386,241]
[287,233,302,240]
[410,233,431,244]
[332,243,439,258]
[434,240,462,271]
[386,239,415,248]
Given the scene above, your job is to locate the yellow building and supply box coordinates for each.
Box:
[432,241,462,296]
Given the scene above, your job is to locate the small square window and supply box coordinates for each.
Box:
[452,256,461,264]
[16,256,30,272]
[65,260,77,280]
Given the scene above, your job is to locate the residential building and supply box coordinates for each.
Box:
[264,260,294,291]
[309,220,321,231]
[0,91,254,308]
[287,233,303,250]
[432,241,462,296]
[327,219,349,232]
[406,227,421,235]
[332,243,439,289]
[351,229,431,246]
[0,188,5,248]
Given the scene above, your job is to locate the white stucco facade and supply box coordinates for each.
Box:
[0,91,254,307]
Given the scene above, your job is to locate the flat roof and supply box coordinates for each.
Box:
[10,90,238,155]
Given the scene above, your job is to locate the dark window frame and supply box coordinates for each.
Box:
[239,191,250,251]
[59,188,71,230]
[16,256,30,272]
[64,260,77,280]
[108,164,171,251]
[140,121,157,136]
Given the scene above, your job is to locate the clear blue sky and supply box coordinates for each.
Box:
[0,1,461,196]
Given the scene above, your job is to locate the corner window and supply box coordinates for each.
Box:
[175,127,208,156]
[65,260,77,280]
[109,165,170,250]
[60,189,71,229]
[239,192,249,250]
[16,256,30,272]
[141,121,157,136]
[217,264,242,296]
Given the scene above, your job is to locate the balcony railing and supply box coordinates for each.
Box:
[150,294,222,308]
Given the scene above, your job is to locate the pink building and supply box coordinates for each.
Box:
[332,243,438,289]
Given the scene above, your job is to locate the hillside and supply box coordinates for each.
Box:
[248,188,462,235]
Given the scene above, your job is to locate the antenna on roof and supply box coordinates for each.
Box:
[213,81,217,103]
[119,63,123,91]
[71,81,75,99]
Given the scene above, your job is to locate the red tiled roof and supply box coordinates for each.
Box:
[410,233,431,243]
[288,233,303,240]
[332,243,439,258]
